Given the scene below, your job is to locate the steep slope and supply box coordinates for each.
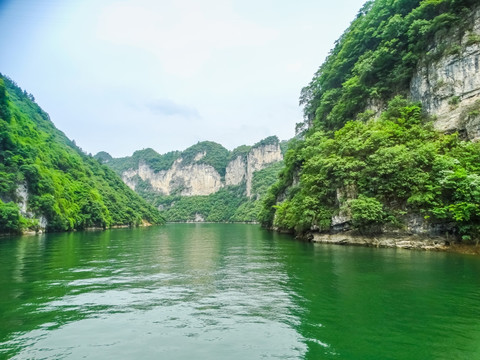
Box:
[101,137,285,222]
[261,0,480,243]
[0,74,164,233]
[410,5,480,138]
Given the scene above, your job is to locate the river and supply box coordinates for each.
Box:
[1,223,479,359]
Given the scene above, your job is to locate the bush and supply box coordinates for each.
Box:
[0,201,22,233]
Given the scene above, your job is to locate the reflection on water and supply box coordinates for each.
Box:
[1,224,480,359]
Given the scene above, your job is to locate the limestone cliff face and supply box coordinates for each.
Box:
[410,6,480,139]
[225,143,283,197]
[122,144,283,197]
[225,156,246,186]
[122,157,223,196]
[245,144,283,197]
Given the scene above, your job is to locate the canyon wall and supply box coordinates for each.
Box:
[120,142,283,197]
[410,6,480,140]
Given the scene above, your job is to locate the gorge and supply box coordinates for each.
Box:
[98,137,286,223]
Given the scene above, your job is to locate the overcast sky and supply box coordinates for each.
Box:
[0,0,366,157]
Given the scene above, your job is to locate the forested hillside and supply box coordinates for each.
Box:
[0,74,164,233]
[100,137,286,222]
[154,160,284,222]
[261,0,480,242]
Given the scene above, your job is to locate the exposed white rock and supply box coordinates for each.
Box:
[331,185,357,228]
[15,183,29,216]
[410,6,480,139]
[121,143,283,198]
[194,213,205,222]
[225,156,246,186]
[311,232,448,251]
[122,169,138,191]
[246,144,283,197]
[13,182,48,231]
[193,151,206,162]
[122,159,223,196]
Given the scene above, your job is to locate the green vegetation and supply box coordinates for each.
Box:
[261,0,480,242]
[0,74,164,234]
[449,95,461,106]
[180,141,230,178]
[299,0,477,133]
[108,148,181,174]
[104,136,284,223]
[139,161,284,223]
[107,141,231,179]
[156,186,247,222]
[252,135,280,149]
[93,151,113,163]
[262,98,480,241]
[230,145,251,162]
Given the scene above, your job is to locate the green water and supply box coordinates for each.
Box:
[1,224,480,359]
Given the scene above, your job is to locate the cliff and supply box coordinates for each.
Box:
[122,159,224,196]
[411,5,480,140]
[101,137,285,222]
[226,143,283,197]
[261,0,480,244]
[107,137,283,198]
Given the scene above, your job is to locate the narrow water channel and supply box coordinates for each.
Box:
[1,224,479,359]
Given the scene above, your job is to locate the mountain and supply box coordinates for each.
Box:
[260,0,480,243]
[98,137,286,222]
[0,74,164,234]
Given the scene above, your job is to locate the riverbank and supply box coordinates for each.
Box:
[303,231,480,255]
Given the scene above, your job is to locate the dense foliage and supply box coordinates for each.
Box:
[0,74,164,233]
[107,148,181,174]
[299,0,478,132]
[145,160,284,223]
[93,151,113,163]
[180,141,230,178]
[262,0,480,242]
[107,141,232,179]
[262,98,480,241]
[104,136,284,223]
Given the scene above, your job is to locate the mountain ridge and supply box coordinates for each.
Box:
[97,136,287,222]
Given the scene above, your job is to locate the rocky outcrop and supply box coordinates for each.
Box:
[14,182,47,232]
[225,156,246,186]
[225,143,283,197]
[331,185,357,231]
[245,144,283,197]
[122,143,283,197]
[410,6,480,139]
[122,156,223,196]
[309,232,448,251]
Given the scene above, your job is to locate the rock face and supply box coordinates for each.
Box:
[13,182,47,231]
[410,6,480,140]
[123,157,223,196]
[122,143,283,197]
[310,232,448,251]
[245,144,283,197]
[225,156,246,187]
[225,143,283,197]
[331,185,357,231]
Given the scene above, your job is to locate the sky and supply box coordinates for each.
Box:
[0,0,366,157]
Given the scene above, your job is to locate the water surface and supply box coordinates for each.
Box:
[1,224,480,359]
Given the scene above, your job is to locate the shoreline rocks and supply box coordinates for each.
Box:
[306,231,449,251]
